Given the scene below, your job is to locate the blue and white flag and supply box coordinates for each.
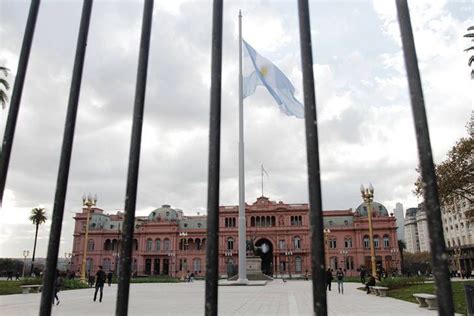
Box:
[242,40,304,119]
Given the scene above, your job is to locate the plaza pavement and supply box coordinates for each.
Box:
[0,280,443,315]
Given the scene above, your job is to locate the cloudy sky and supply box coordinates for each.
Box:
[0,0,472,258]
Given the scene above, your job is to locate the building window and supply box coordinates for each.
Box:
[345,256,354,270]
[155,239,161,251]
[344,237,352,248]
[227,237,234,250]
[383,235,390,248]
[146,238,153,252]
[193,258,201,273]
[87,239,94,251]
[329,238,337,249]
[196,239,202,250]
[251,217,255,227]
[198,223,202,228]
[104,239,112,251]
[164,238,170,251]
[344,220,349,226]
[363,236,369,249]
[295,256,302,273]
[373,235,380,248]
[294,236,301,249]
[103,258,111,272]
[179,258,187,271]
[279,240,285,250]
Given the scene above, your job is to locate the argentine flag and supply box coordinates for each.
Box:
[242,40,304,119]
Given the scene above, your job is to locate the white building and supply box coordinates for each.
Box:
[393,202,405,241]
[404,206,430,253]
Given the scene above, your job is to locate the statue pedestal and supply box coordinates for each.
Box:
[229,256,273,281]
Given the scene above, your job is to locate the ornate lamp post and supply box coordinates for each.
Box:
[80,193,97,282]
[22,250,29,278]
[340,249,348,271]
[390,248,399,273]
[453,247,462,276]
[360,184,377,277]
[225,250,233,277]
[285,250,293,279]
[323,228,331,268]
[113,251,120,276]
[64,252,72,272]
[167,252,176,277]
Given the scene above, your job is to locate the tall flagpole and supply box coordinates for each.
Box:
[237,10,248,284]
[261,164,264,197]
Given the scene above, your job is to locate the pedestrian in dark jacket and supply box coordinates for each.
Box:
[93,266,106,302]
[53,270,63,305]
[365,275,376,294]
[107,271,113,286]
[326,268,333,291]
[360,268,366,284]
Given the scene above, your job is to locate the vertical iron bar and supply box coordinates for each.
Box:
[38,1,93,314]
[395,1,454,315]
[0,0,41,205]
[297,1,327,315]
[116,1,153,315]
[205,0,223,315]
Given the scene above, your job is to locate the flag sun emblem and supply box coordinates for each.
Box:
[259,66,268,77]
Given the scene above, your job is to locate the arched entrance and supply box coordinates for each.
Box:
[255,238,273,276]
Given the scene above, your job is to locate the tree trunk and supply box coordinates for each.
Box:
[30,223,39,276]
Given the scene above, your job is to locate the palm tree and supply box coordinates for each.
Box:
[0,66,10,109]
[464,26,474,79]
[29,207,47,276]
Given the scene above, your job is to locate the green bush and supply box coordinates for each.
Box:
[62,279,88,290]
[20,277,43,286]
[378,276,426,290]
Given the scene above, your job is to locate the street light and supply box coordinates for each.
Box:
[64,252,72,272]
[360,184,377,278]
[340,249,348,271]
[453,247,462,276]
[323,228,331,268]
[167,252,176,277]
[390,248,399,274]
[285,250,293,279]
[80,193,97,282]
[22,250,29,278]
[225,251,233,278]
[113,251,120,276]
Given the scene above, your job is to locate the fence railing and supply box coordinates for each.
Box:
[0,0,454,315]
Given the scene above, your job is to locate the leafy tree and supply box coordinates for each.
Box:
[464,26,474,79]
[0,66,9,109]
[403,251,432,275]
[398,239,406,273]
[414,135,473,205]
[29,207,47,275]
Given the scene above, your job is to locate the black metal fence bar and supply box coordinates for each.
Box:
[395,1,454,315]
[204,0,223,315]
[0,0,41,205]
[116,1,154,315]
[297,1,327,315]
[38,1,93,314]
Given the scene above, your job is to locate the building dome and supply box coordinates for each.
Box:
[148,204,179,221]
[355,201,389,217]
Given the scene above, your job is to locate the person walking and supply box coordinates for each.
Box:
[325,268,333,291]
[53,270,63,305]
[360,267,366,284]
[93,266,106,302]
[107,271,113,287]
[336,268,344,294]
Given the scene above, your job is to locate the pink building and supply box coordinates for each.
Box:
[71,196,400,277]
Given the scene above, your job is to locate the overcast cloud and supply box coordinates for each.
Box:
[0,0,472,258]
